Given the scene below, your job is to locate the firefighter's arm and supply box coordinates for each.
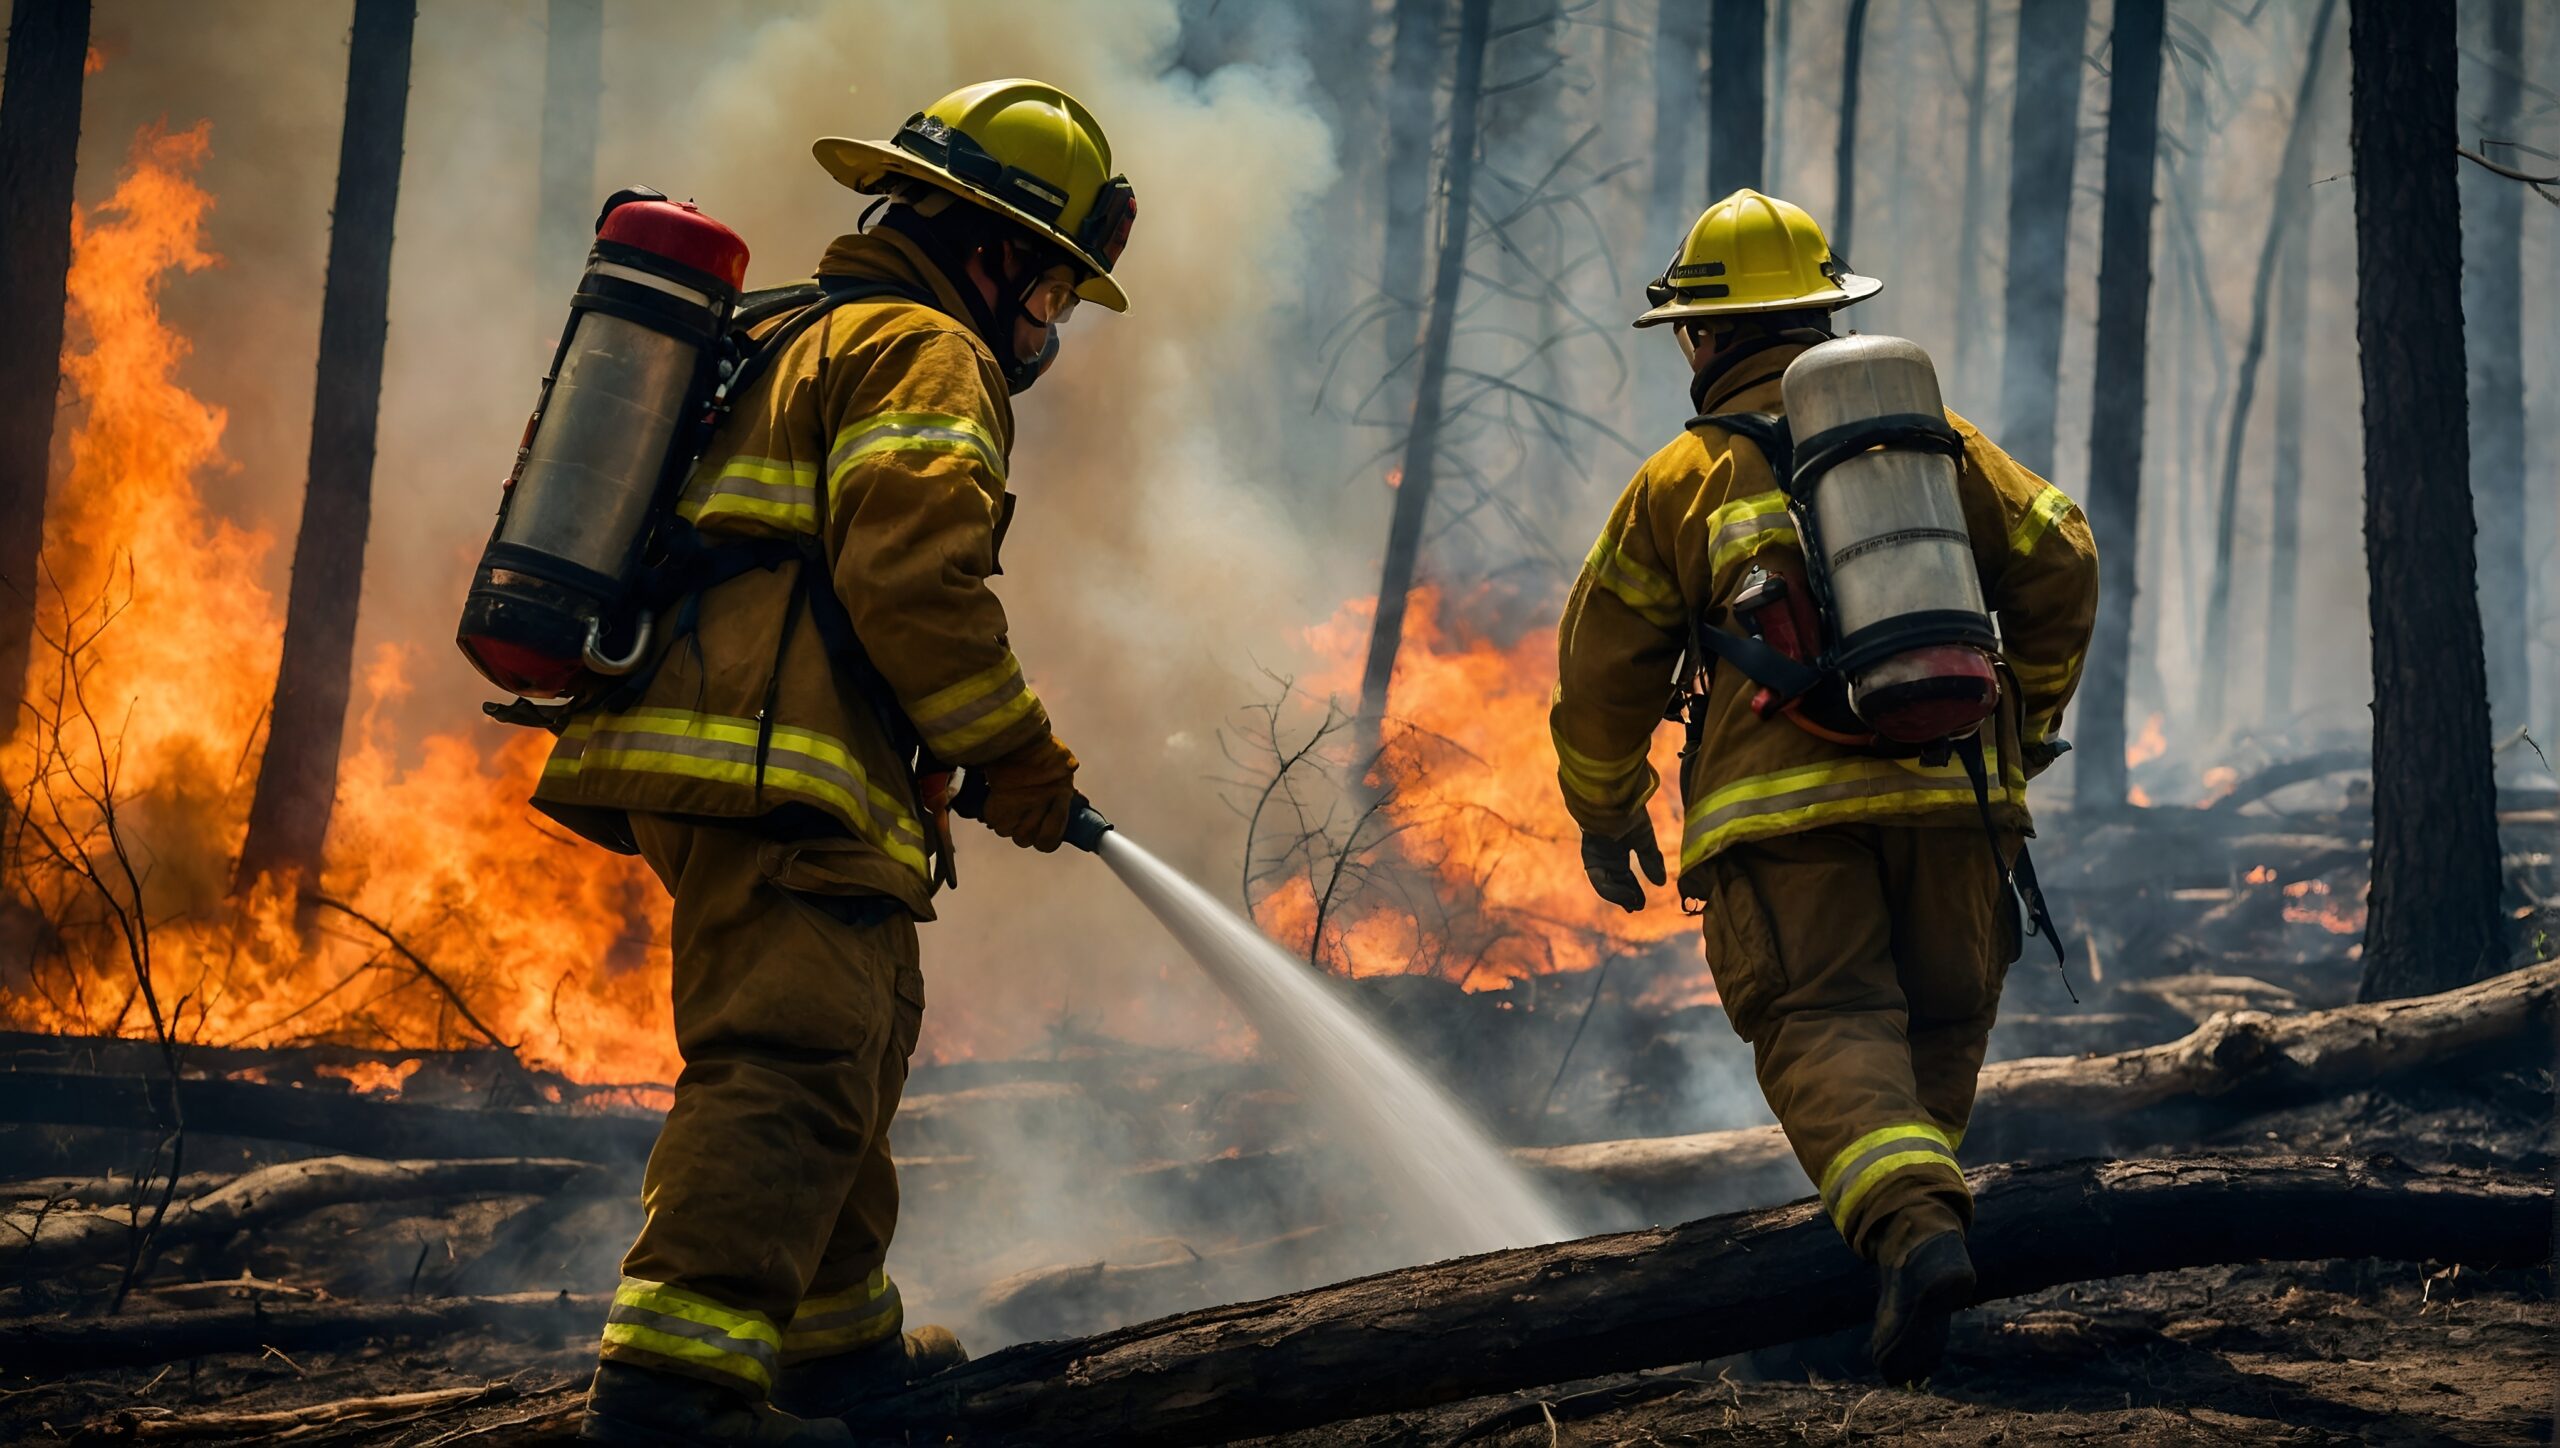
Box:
[820,323,1053,769]
[1552,474,1685,838]
[1952,415,2100,758]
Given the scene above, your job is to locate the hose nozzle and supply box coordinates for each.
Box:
[1064,796,1114,853]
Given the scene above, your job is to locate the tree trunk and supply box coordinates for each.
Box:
[1996,0,2091,479]
[536,0,602,296]
[1352,0,1492,761]
[2068,0,2165,814]
[864,1157,2545,1447]
[1951,0,1992,387]
[0,0,91,740]
[1380,0,1445,406]
[2348,0,2504,1002]
[2,1155,613,1270]
[2262,165,2315,724]
[233,0,416,889]
[1525,958,2559,1215]
[2463,0,2528,732]
[1646,0,1705,255]
[1830,0,1870,259]
[2195,0,2342,736]
[1704,0,1765,199]
[1764,0,1791,190]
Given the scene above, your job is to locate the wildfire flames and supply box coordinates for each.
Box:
[1,125,678,1084]
[1253,589,1696,992]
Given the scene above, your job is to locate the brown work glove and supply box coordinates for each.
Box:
[974,732,1080,852]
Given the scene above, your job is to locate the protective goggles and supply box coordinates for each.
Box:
[894,113,1136,277]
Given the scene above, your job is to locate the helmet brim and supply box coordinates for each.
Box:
[813,136,1131,312]
[1631,270,1882,328]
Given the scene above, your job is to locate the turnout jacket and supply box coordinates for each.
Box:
[1551,342,2100,885]
[534,230,1049,918]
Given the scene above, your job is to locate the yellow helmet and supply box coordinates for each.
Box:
[1634,188,1879,327]
[814,78,1136,312]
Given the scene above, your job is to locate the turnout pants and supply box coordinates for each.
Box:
[598,816,925,1398]
[1690,823,2019,1268]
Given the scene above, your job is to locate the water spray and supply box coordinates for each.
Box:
[1035,791,1572,1257]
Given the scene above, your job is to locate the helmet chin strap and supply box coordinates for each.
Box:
[877,207,1054,394]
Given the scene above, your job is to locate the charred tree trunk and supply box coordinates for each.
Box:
[2464,0,2528,731]
[865,1158,2546,1447]
[1830,0,1870,258]
[234,0,416,889]
[536,0,602,296]
[0,0,91,740]
[1353,0,1491,763]
[1380,0,1445,407]
[1951,0,1993,388]
[1765,0,1791,189]
[2262,156,2317,724]
[1705,0,1765,199]
[2067,0,2165,814]
[1996,0,2091,478]
[1646,0,1706,254]
[2195,0,2340,735]
[2348,0,2504,1001]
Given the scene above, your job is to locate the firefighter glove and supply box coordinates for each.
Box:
[973,732,1080,852]
[1581,821,1666,913]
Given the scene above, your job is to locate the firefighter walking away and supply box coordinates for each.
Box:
[1550,189,2099,1383]
[481,79,1138,1446]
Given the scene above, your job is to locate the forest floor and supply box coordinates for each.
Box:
[2,1254,2547,1445]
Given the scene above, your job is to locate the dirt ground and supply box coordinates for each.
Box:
[3,1253,2548,1445]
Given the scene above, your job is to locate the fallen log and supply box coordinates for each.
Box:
[0,1069,660,1163]
[2,1155,618,1269]
[99,1383,512,1440]
[977,1226,1333,1342]
[866,1155,2547,1447]
[0,1290,609,1372]
[1523,958,2559,1216]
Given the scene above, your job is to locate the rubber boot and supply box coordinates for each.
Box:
[1869,1229,1976,1385]
[579,1361,853,1446]
[770,1325,969,1421]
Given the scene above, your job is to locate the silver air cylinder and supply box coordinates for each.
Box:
[1780,336,2000,742]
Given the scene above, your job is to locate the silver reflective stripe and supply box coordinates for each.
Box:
[605,1302,782,1376]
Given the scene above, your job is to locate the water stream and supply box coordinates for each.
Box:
[1094,831,1575,1257]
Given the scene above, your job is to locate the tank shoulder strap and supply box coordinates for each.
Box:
[719,276,940,410]
[1688,410,1795,490]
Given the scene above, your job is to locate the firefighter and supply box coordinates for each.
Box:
[539,80,1136,1446]
[1550,189,2098,1383]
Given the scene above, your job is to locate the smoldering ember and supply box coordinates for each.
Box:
[0,1,2553,1444]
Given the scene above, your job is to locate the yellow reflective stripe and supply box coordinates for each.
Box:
[2007,652,2080,690]
[2022,707,2062,745]
[679,455,821,529]
[1818,1121,1956,1199]
[601,1322,776,1391]
[1584,535,1684,628]
[2008,483,2079,556]
[1553,727,1652,809]
[910,653,1041,756]
[1679,750,2011,872]
[1833,1149,1968,1226]
[828,409,1006,493]
[1819,1121,1964,1231]
[550,709,930,877]
[782,1269,903,1360]
[601,1277,783,1390]
[1707,490,1798,577]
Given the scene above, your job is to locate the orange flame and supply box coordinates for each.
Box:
[1252,588,1694,992]
[2126,712,2166,769]
[1,125,676,1083]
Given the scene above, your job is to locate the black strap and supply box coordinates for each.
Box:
[1689,410,1795,486]
[1952,733,2071,990]
[1688,620,1826,701]
[1788,412,1964,497]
